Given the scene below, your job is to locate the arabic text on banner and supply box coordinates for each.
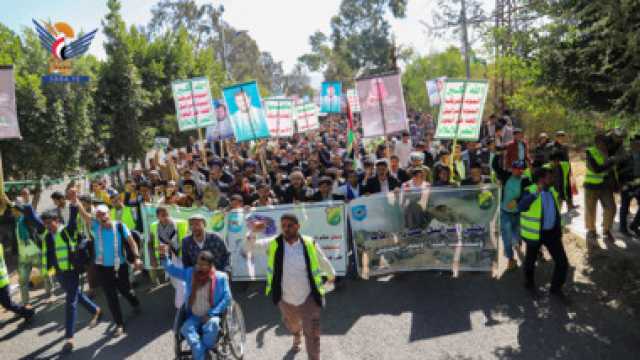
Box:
[435,80,489,141]
[226,202,348,281]
[171,77,215,132]
[294,100,319,133]
[265,98,295,137]
[348,185,499,278]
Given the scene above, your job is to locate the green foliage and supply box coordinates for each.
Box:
[300,0,407,82]
[401,47,486,113]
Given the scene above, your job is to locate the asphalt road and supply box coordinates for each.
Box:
[1,261,639,360]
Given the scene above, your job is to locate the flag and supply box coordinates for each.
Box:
[346,100,355,157]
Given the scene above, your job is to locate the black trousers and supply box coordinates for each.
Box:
[523,229,568,292]
[0,285,32,318]
[95,265,139,326]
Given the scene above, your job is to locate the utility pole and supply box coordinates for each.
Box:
[461,0,471,79]
[219,5,228,81]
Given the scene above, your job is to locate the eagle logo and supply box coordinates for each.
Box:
[33,19,97,62]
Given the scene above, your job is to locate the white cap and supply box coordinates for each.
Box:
[95,204,110,215]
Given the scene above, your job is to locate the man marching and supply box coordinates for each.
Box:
[150,205,189,307]
[244,213,335,360]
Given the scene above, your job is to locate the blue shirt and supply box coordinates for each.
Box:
[541,191,556,230]
[502,177,522,213]
[92,220,130,266]
[518,142,525,161]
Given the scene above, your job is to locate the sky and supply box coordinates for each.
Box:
[1,0,493,82]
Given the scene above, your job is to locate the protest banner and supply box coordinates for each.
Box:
[356,72,408,138]
[206,99,234,142]
[348,185,499,278]
[426,77,447,107]
[294,100,319,133]
[153,137,170,150]
[171,77,215,131]
[346,88,361,113]
[226,201,348,281]
[140,204,227,270]
[0,65,21,139]
[320,81,342,113]
[222,81,270,142]
[434,79,489,141]
[265,98,295,138]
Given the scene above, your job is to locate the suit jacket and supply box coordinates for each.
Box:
[504,140,531,168]
[365,176,401,194]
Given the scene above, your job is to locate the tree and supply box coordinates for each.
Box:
[537,0,640,114]
[426,0,487,79]
[282,63,314,97]
[300,0,407,81]
[97,0,152,169]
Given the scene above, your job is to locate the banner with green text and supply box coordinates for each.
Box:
[434,80,488,141]
[348,185,499,278]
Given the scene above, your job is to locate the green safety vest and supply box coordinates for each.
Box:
[266,235,325,298]
[16,217,40,262]
[41,228,75,273]
[520,184,560,242]
[584,147,606,186]
[523,168,532,182]
[559,161,570,195]
[0,243,9,288]
[151,220,188,261]
[111,206,137,232]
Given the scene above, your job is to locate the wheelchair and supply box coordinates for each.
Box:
[174,300,246,360]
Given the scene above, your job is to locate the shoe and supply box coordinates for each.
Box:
[550,289,573,306]
[22,306,35,323]
[62,340,74,353]
[604,231,615,243]
[114,326,125,337]
[292,334,302,352]
[89,308,102,327]
[507,259,518,270]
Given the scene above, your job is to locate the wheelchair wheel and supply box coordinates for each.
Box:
[225,301,246,360]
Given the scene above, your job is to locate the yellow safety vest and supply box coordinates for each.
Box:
[151,220,188,262]
[0,243,9,288]
[520,185,560,242]
[266,235,325,298]
[41,228,75,273]
[584,147,606,186]
[111,206,137,232]
[16,217,40,262]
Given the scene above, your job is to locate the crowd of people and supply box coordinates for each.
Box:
[0,107,639,359]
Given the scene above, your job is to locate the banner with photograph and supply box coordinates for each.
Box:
[435,79,489,141]
[171,77,216,131]
[320,81,342,113]
[356,72,408,138]
[226,202,348,281]
[426,76,447,107]
[348,185,499,278]
[346,88,361,113]
[294,100,319,133]
[0,66,21,139]
[265,98,295,137]
[222,81,271,142]
[140,204,227,270]
[206,99,234,142]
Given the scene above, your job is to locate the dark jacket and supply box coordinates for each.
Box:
[390,168,410,184]
[492,156,532,199]
[275,184,310,204]
[504,140,531,169]
[364,175,401,194]
[181,232,230,270]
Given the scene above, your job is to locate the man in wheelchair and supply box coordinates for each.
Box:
[160,244,232,360]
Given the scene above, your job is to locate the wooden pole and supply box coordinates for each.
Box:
[197,127,207,164]
[449,81,468,182]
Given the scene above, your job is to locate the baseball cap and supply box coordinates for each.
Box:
[94,204,110,214]
[511,160,526,170]
[188,214,207,224]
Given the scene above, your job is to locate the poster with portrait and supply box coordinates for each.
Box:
[356,72,408,138]
[426,76,447,107]
[222,81,271,142]
[320,81,342,113]
[0,66,20,139]
[205,99,234,142]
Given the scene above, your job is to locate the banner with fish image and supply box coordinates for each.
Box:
[348,185,499,278]
[140,204,227,270]
[226,201,348,281]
